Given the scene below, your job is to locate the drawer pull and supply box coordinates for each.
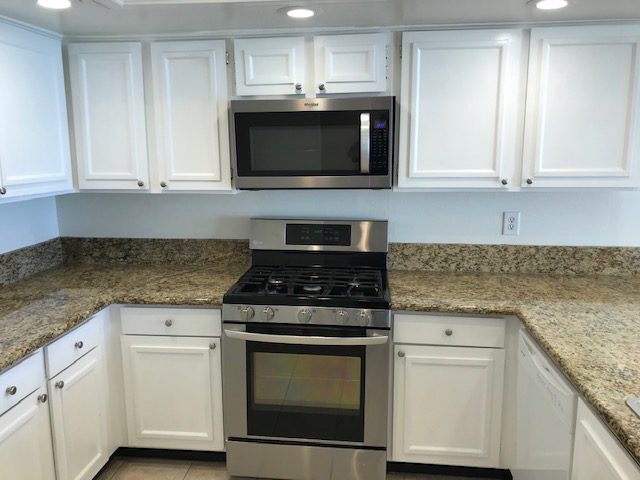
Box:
[38,393,48,403]
[55,381,64,389]
[210,343,217,350]
[165,319,173,327]
[5,386,17,396]
[74,341,84,349]
[445,328,453,336]
[397,351,405,358]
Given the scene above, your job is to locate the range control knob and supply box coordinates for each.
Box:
[297,308,312,323]
[240,306,255,321]
[261,307,275,322]
[335,309,350,325]
[357,310,372,327]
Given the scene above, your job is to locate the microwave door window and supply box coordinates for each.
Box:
[236,112,362,176]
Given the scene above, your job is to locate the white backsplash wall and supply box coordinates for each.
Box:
[0,197,60,254]
[55,190,640,247]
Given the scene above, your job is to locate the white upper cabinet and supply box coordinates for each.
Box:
[523,26,640,188]
[150,41,232,191]
[398,29,524,189]
[0,21,72,200]
[313,33,389,94]
[68,42,150,190]
[234,37,306,96]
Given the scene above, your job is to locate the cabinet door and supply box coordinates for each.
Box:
[151,41,232,191]
[392,344,505,467]
[523,26,640,188]
[0,387,56,480]
[313,33,388,94]
[121,335,223,451]
[398,30,523,189]
[234,37,305,96]
[68,42,149,190]
[0,22,71,200]
[49,348,108,480]
[572,399,640,480]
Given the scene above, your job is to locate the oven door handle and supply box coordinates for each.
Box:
[360,113,370,174]
[224,329,388,346]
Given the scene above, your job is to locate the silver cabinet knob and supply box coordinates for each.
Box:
[295,83,303,92]
[261,307,275,322]
[55,381,64,389]
[397,351,405,358]
[297,308,312,323]
[241,306,255,321]
[209,343,217,350]
[160,181,167,188]
[357,310,372,327]
[0,187,6,195]
[5,386,17,396]
[137,180,144,187]
[165,319,173,327]
[526,178,533,185]
[335,309,349,325]
[74,341,84,349]
[38,393,48,403]
[318,83,326,91]
[501,179,508,185]
[445,328,453,336]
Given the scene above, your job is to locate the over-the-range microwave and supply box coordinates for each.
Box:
[230,96,394,189]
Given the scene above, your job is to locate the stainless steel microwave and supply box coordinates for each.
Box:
[230,96,394,189]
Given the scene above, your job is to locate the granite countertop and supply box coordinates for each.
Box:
[0,263,638,464]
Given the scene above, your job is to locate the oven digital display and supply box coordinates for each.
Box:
[286,224,351,246]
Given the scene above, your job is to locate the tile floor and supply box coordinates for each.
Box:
[94,456,493,480]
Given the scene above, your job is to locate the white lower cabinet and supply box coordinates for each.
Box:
[571,399,640,480]
[392,313,506,468]
[48,347,109,480]
[121,335,224,451]
[0,385,55,480]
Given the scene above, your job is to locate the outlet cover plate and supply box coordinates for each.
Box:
[502,211,521,236]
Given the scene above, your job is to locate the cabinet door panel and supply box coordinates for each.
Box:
[0,387,55,480]
[68,42,149,190]
[121,335,223,451]
[398,30,523,189]
[0,22,71,199]
[314,33,388,94]
[393,344,505,467]
[572,399,640,480]
[234,37,305,96]
[151,41,231,191]
[523,26,640,188]
[49,348,108,480]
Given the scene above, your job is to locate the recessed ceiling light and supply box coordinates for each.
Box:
[286,7,315,19]
[37,0,71,9]
[533,0,568,10]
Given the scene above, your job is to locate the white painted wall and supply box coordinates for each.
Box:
[0,197,60,254]
[56,190,640,247]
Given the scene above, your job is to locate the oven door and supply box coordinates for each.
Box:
[231,99,392,190]
[222,323,389,448]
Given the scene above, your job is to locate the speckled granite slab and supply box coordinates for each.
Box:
[61,237,251,267]
[0,238,62,288]
[389,243,640,275]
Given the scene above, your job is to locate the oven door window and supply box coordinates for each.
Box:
[246,326,366,443]
[235,111,363,177]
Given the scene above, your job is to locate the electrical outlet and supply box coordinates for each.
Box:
[503,211,521,236]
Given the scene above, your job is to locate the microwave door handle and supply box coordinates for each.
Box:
[360,113,370,174]
[224,329,388,346]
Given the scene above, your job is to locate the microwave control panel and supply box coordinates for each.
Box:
[370,112,390,175]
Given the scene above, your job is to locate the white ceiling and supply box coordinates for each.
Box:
[0,0,639,38]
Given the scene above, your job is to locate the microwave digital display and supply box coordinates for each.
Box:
[286,224,351,246]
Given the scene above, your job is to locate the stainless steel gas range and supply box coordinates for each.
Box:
[222,218,391,480]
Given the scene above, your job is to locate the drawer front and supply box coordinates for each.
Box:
[46,316,103,379]
[120,307,221,337]
[394,313,505,348]
[0,350,45,416]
